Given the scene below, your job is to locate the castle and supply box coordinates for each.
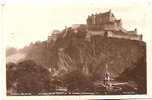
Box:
[48,10,142,42]
[86,10,142,41]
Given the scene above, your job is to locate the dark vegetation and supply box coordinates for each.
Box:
[6,28,146,95]
[116,57,147,94]
[6,60,54,95]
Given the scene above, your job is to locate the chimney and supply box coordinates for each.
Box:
[134,28,137,33]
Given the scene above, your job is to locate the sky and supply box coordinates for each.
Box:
[0,0,152,48]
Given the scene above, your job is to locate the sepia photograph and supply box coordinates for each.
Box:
[1,0,152,99]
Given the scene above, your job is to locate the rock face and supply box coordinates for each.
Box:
[48,31,146,78]
[116,56,147,94]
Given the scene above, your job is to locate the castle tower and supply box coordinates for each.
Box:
[87,10,122,31]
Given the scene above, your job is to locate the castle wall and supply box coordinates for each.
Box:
[103,22,120,31]
[88,30,105,36]
[88,22,120,31]
[127,31,136,34]
[107,31,142,41]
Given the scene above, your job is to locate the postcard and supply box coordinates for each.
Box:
[1,0,152,99]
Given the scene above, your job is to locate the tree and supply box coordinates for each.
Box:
[6,60,54,95]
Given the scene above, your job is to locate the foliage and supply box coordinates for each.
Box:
[6,60,54,95]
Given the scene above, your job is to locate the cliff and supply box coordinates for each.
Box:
[22,30,146,82]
